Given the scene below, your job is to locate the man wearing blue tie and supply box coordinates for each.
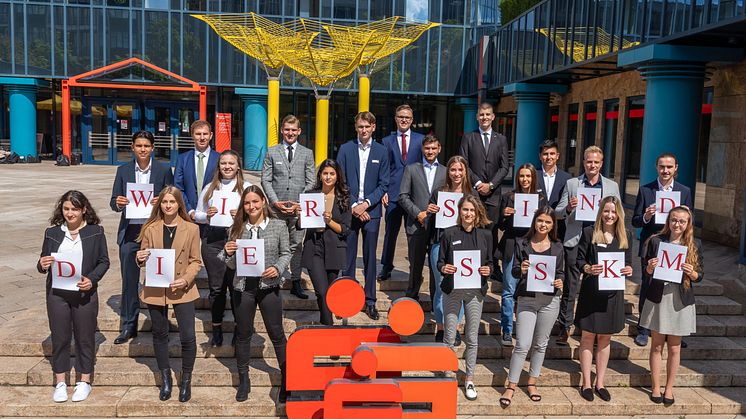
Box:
[337,112,390,320]
[378,105,424,281]
[174,120,220,221]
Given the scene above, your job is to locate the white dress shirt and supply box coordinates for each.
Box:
[283,141,297,161]
[245,218,269,238]
[355,139,372,205]
[58,222,86,254]
[397,129,411,158]
[194,179,253,224]
[542,165,557,200]
[423,158,439,193]
[658,178,673,192]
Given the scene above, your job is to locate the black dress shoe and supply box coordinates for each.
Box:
[580,387,594,401]
[278,387,287,404]
[435,330,444,343]
[290,281,309,299]
[159,369,172,401]
[377,271,391,281]
[365,305,380,321]
[178,372,192,402]
[236,372,251,402]
[663,396,675,406]
[650,393,663,404]
[114,329,137,345]
[454,331,462,347]
[595,386,611,402]
[681,339,688,349]
[211,325,223,347]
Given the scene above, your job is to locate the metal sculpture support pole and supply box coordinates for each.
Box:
[358,73,370,113]
[315,95,330,166]
[267,76,280,148]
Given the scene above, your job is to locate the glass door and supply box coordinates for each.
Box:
[114,102,140,164]
[82,101,113,164]
[144,101,199,166]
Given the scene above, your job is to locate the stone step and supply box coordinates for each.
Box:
[19,355,746,389]
[0,385,743,417]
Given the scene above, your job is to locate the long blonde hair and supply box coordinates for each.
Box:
[658,206,699,289]
[203,150,246,205]
[591,196,628,249]
[136,186,192,242]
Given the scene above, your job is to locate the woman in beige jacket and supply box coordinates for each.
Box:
[136,186,202,403]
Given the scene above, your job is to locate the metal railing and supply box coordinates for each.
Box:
[89,132,112,148]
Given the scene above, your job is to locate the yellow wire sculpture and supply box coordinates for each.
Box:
[537,27,639,63]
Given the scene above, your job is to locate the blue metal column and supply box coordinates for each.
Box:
[0,78,48,158]
[236,87,268,171]
[456,97,478,134]
[504,83,567,170]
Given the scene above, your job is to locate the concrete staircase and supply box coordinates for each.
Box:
[1,268,746,418]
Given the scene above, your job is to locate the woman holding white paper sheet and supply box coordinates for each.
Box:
[437,194,492,401]
[194,150,252,347]
[640,206,702,406]
[497,163,547,348]
[501,207,563,408]
[220,185,291,403]
[428,155,475,343]
[575,196,633,402]
[136,186,202,403]
[38,190,110,403]
[300,159,351,325]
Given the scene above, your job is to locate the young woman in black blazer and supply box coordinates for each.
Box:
[301,159,351,325]
[38,190,110,403]
[640,206,703,406]
[576,196,633,402]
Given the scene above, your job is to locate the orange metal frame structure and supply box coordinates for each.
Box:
[61,57,207,158]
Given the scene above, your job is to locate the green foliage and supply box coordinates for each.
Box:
[500,0,542,25]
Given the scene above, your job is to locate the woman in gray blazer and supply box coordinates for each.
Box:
[220,185,291,403]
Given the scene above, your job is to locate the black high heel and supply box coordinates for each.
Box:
[159,369,172,401]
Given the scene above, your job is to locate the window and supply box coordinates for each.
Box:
[602,99,619,179]
[582,101,597,150]
[548,106,559,141]
[565,103,579,169]
[623,96,645,204]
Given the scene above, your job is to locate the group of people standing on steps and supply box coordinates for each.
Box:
[38,103,703,409]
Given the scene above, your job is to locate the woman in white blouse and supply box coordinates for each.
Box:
[194,150,251,347]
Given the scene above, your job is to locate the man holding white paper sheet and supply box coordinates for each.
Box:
[631,153,693,346]
[555,146,620,345]
[639,206,703,406]
[110,130,173,345]
[497,163,547,347]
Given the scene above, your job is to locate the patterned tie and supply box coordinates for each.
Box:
[483,132,490,153]
[250,225,258,239]
[287,145,293,163]
[401,133,407,162]
[196,153,205,193]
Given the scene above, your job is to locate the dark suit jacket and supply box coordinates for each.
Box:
[301,191,352,271]
[458,130,509,207]
[642,235,703,307]
[497,190,548,264]
[174,148,220,213]
[37,224,110,291]
[632,180,694,257]
[336,139,390,219]
[382,131,424,204]
[110,159,174,246]
[536,167,572,209]
[437,225,493,296]
[398,161,447,236]
[512,237,564,298]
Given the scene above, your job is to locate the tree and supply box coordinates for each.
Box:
[500,0,542,25]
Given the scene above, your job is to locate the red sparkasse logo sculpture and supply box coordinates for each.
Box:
[285,277,459,418]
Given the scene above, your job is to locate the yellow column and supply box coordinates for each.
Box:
[357,73,370,113]
[267,77,280,148]
[315,95,330,166]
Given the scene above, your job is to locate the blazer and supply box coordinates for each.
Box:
[458,130,509,207]
[38,224,110,291]
[382,130,424,203]
[497,190,548,264]
[110,159,174,246]
[220,218,291,291]
[398,161,447,236]
[511,236,565,298]
[536,167,572,209]
[174,148,220,213]
[632,180,694,257]
[437,225,493,296]
[138,217,202,306]
[261,143,316,206]
[576,225,633,293]
[555,175,621,247]
[336,139,390,219]
[642,235,703,307]
[301,192,352,271]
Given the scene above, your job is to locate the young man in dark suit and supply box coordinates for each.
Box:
[536,140,572,239]
[458,102,509,280]
[110,131,174,344]
[378,105,424,281]
[336,112,390,320]
[174,120,220,220]
[398,135,446,301]
[632,153,693,346]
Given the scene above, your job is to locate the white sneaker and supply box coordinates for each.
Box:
[53,382,68,403]
[465,382,478,400]
[71,381,92,402]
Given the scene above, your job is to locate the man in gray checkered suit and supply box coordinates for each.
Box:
[261,114,316,299]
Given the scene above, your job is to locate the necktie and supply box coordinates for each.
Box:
[483,132,490,153]
[250,225,258,239]
[401,133,407,162]
[287,145,293,163]
[196,153,205,192]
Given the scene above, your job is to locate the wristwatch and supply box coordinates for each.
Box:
[489,182,495,190]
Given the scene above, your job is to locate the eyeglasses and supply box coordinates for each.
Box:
[669,219,688,225]
[395,115,413,121]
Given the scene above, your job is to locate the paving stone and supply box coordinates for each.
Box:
[0,385,127,417]
[695,387,746,414]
